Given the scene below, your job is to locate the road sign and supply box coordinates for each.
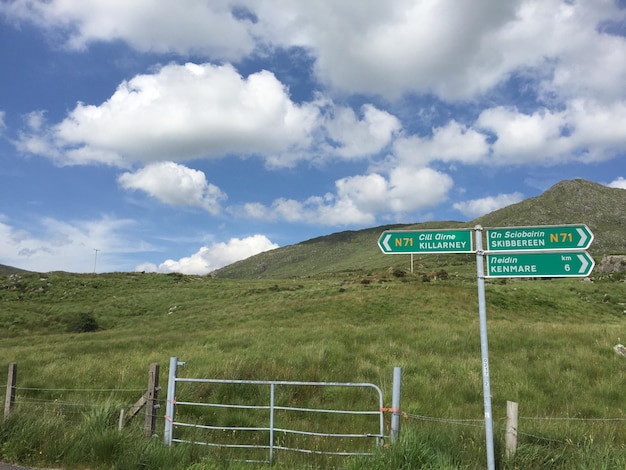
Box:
[486,224,593,252]
[486,251,594,278]
[378,229,474,254]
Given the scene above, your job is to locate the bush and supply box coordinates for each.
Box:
[68,312,99,333]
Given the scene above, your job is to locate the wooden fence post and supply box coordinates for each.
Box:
[4,363,17,420]
[144,363,160,437]
[505,400,518,458]
[118,362,160,436]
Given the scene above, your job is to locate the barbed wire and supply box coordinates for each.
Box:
[15,397,128,408]
[405,413,486,428]
[14,386,145,392]
[403,410,626,448]
[516,430,564,444]
[519,416,626,422]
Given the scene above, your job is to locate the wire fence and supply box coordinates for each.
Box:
[3,379,625,452]
[403,411,626,446]
[7,386,157,414]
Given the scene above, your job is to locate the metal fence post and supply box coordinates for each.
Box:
[164,357,179,445]
[269,383,275,464]
[390,367,402,442]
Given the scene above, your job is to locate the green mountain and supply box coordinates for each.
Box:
[473,179,625,255]
[214,179,626,279]
[1,179,623,278]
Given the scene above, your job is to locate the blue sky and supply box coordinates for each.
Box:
[1,0,625,274]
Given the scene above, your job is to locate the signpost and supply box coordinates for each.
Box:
[377,229,474,254]
[486,225,593,252]
[486,252,595,278]
[377,223,595,470]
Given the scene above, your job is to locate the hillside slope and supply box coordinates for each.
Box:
[213,179,625,279]
[0,264,32,276]
[473,179,625,255]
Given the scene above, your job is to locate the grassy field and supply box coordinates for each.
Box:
[1,268,625,468]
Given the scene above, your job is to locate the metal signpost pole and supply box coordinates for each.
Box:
[474,226,495,470]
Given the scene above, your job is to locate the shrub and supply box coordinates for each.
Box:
[68,312,99,333]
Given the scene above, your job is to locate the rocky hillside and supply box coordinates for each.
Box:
[473,179,625,255]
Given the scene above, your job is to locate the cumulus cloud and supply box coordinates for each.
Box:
[17,63,320,166]
[477,100,626,165]
[15,62,411,169]
[607,177,626,189]
[6,0,625,102]
[250,0,626,102]
[392,121,489,169]
[453,192,524,218]
[0,0,256,61]
[118,162,226,214]
[9,2,626,173]
[143,234,279,275]
[0,215,151,272]
[324,104,401,158]
[477,106,569,165]
[240,167,454,225]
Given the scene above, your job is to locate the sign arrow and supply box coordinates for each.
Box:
[576,228,588,248]
[577,253,589,273]
[382,233,392,252]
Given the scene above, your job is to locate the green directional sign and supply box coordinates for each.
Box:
[378,229,474,254]
[486,224,593,252]
[486,252,594,278]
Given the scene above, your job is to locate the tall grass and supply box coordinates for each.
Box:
[1,270,625,468]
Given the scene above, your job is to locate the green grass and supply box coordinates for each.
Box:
[1,270,625,468]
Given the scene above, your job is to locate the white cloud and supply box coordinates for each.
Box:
[324,104,401,158]
[9,3,626,172]
[607,177,626,190]
[564,99,626,161]
[240,167,454,225]
[250,0,626,101]
[477,106,569,165]
[0,110,5,132]
[252,0,520,99]
[392,121,489,168]
[453,192,524,218]
[1,0,256,61]
[477,100,626,165]
[0,215,151,272]
[149,235,279,275]
[535,2,626,104]
[19,63,320,166]
[15,63,408,169]
[118,162,226,214]
[4,0,626,103]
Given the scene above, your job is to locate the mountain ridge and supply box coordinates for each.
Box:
[213,179,625,279]
[1,179,623,277]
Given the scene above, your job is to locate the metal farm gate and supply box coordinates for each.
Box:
[164,357,397,464]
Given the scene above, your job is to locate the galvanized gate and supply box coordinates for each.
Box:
[164,357,391,464]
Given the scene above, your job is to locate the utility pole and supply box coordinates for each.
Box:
[93,249,100,274]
